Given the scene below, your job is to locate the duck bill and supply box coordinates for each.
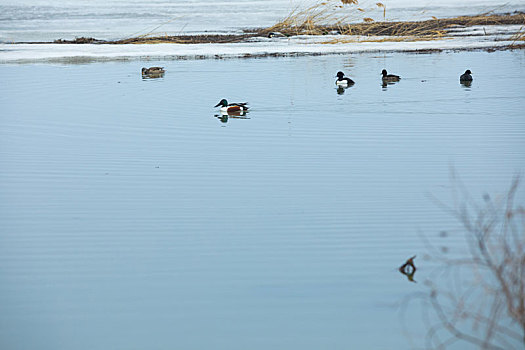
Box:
[214,102,222,107]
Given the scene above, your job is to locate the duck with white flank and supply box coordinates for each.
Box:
[460,69,473,82]
[214,99,249,114]
[381,69,400,82]
[335,71,355,86]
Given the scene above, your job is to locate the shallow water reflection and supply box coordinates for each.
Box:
[336,86,347,94]
[214,113,250,123]
[141,74,164,79]
[382,79,401,89]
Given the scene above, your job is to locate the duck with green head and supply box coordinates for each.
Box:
[214,99,249,114]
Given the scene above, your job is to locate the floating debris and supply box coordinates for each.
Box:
[399,255,417,282]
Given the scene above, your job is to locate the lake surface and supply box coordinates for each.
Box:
[1,50,524,349]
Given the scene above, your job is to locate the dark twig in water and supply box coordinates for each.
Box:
[399,255,417,282]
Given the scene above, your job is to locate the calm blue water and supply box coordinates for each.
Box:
[0,50,524,349]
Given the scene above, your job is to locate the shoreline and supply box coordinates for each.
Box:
[2,43,524,65]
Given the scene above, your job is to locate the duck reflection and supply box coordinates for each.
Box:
[214,110,250,123]
[460,80,472,89]
[399,255,417,283]
[337,86,347,95]
[141,67,165,79]
[216,114,229,123]
[381,80,399,90]
[141,72,165,79]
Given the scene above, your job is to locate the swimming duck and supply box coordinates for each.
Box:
[268,32,286,38]
[460,69,472,82]
[335,71,355,86]
[214,99,249,113]
[381,69,400,82]
[142,67,165,76]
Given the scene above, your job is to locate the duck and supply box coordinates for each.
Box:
[381,69,400,82]
[268,32,286,38]
[335,71,355,86]
[141,67,165,76]
[214,99,249,113]
[460,69,472,82]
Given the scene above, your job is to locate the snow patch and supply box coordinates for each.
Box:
[0,26,521,64]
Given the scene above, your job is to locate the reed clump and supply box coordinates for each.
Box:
[259,1,358,36]
[256,1,524,44]
[262,9,525,39]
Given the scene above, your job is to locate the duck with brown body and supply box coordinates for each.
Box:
[214,99,249,115]
[381,69,401,82]
[460,69,473,82]
[141,67,165,77]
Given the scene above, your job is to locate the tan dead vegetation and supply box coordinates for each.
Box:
[509,25,525,46]
[262,12,524,38]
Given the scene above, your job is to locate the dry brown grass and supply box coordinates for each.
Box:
[266,12,524,38]
[258,0,394,36]
[257,0,524,38]
[259,1,358,36]
[509,25,525,46]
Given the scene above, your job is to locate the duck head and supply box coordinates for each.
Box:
[336,71,345,79]
[214,99,228,107]
[381,69,388,76]
[465,69,472,75]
